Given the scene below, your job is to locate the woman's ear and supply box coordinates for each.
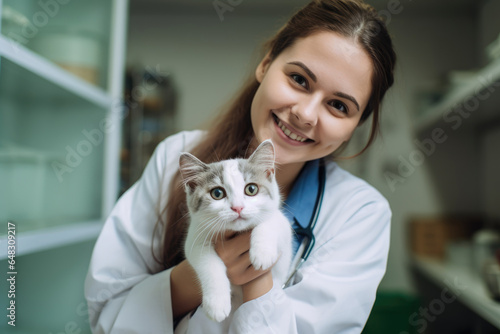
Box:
[255,52,273,83]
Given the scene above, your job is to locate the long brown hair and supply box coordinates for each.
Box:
[154,0,397,269]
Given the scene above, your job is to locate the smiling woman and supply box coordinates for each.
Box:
[160,0,396,267]
[251,31,373,168]
[85,0,397,333]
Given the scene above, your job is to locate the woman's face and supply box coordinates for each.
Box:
[251,30,373,165]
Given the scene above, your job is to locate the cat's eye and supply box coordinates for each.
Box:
[245,183,259,196]
[210,187,226,200]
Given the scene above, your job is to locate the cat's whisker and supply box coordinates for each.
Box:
[192,217,216,237]
[200,227,214,252]
[214,225,227,251]
[203,218,224,250]
[188,217,220,256]
[209,218,229,250]
[279,203,294,216]
[201,216,224,244]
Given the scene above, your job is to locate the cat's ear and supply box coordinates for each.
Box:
[249,139,275,179]
[179,152,208,192]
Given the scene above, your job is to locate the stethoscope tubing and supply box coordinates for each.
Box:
[282,160,326,288]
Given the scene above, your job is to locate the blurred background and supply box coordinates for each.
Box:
[1,0,500,333]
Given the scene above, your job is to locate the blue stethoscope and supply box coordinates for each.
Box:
[283,159,326,288]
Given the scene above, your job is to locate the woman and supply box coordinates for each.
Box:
[85,0,396,333]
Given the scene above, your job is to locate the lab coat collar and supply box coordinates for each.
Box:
[282,159,320,229]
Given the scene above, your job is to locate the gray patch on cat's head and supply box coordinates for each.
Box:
[184,161,227,214]
[248,139,275,171]
[237,139,279,200]
[179,152,208,193]
[238,158,276,200]
[242,139,276,193]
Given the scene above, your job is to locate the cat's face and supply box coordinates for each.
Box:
[179,140,280,232]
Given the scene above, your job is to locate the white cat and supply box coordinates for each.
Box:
[179,139,293,322]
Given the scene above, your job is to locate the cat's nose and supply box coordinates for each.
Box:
[231,206,244,215]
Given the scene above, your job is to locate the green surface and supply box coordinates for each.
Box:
[362,291,421,334]
[1,240,96,334]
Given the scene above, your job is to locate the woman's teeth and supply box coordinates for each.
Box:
[276,118,308,142]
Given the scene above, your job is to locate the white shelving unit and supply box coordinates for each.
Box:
[0,0,128,257]
[412,257,500,329]
[409,4,500,328]
[0,221,103,258]
[415,57,500,133]
[409,28,500,330]
[0,35,111,108]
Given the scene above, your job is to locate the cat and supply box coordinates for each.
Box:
[178,139,293,322]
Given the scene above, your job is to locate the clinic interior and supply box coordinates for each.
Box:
[1,0,500,333]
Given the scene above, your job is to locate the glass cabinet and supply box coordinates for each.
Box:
[0,0,128,256]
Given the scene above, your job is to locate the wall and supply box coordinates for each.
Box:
[0,241,95,333]
[347,1,500,292]
[350,14,478,292]
[126,8,301,132]
[479,0,500,222]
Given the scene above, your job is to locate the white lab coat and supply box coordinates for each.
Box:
[84,130,391,334]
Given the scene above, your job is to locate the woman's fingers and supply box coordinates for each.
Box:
[214,230,252,263]
[226,253,270,286]
[222,230,237,240]
[214,229,271,285]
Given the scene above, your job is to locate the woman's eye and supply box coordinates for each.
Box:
[210,187,226,200]
[291,74,308,89]
[329,100,349,115]
[244,183,259,196]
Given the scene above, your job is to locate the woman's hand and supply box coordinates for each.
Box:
[214,230,274,302]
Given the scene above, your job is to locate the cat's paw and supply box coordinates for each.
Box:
[203,293,232,322]
[249,245,279,270]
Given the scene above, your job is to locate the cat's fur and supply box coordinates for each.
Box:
[179,140,292,322]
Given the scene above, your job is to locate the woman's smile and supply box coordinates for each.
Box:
[272,112,314,146]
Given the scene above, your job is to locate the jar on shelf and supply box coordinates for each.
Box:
[30,27,105,86]
[473,229,500,274]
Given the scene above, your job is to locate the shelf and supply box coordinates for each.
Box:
[415,58,500,133]
[0,220,102,260]
[411,256,500,329]
[0,35,112,109]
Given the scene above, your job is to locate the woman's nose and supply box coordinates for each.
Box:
[291,94,321,126]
